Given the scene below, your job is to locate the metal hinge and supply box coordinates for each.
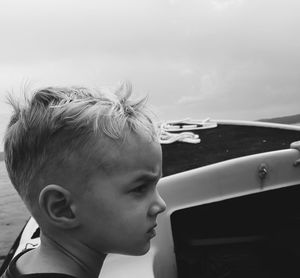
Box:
[258,163,268,180]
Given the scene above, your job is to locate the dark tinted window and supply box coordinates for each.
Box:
[171,185,300,278]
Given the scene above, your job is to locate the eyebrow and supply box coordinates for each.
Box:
[132,172,162,184]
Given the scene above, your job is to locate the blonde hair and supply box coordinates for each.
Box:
[4,82,158,208]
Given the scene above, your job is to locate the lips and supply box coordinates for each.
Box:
[147,224,157,233]
[146,224,157,238]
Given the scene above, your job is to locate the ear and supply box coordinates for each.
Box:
[38,184,79,229]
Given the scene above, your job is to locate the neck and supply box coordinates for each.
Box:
[36,231,106,278]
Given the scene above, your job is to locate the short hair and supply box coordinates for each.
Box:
[4,82,158,209]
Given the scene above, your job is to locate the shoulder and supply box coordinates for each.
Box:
[1,249,34,278]
[1,249,76,278]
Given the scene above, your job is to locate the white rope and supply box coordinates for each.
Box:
[160,118,217,132]
[160,130,201,144]
[159,118,217,144]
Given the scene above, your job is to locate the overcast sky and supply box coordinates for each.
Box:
[0,0,299,128]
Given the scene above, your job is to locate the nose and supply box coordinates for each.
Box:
[148,190,167,216]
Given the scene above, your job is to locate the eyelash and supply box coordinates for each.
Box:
[131,184,150,195]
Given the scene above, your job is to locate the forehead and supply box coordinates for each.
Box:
[88,131,162,177]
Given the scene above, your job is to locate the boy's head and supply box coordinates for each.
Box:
[4,82,166,255]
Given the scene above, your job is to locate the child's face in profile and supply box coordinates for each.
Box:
[75,131,166,256]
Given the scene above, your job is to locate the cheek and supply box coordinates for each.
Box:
[75,192,108,225]
[105,205,149,237]
[110,203,146,226]
[77,194,153,254]
[77,185,152,229]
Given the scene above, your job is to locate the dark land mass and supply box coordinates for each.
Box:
[259,113,300,124]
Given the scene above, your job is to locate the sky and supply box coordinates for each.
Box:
[0,0,300,147]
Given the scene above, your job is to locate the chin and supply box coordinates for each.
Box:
[134,247,150,256]
[122,243,151,256]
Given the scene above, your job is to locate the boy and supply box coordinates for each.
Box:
[2,82,166,278]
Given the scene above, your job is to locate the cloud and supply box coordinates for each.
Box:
[177,95,203,104]
[211,0,244,10]
[179,68,195,77]
[0,0,300,124]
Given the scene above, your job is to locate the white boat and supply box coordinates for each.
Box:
[2,119,300,278]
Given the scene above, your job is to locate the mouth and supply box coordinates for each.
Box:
[146,224,157,238]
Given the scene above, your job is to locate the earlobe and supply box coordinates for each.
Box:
[39,184,79,229]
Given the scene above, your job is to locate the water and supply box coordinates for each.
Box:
[0,114,10,152]
[0,161,29,264]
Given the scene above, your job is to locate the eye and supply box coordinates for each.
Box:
[131,184,150,195]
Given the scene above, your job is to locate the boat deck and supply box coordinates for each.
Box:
[162,124,300,176]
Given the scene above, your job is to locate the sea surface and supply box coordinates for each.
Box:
[0,113,10,152]
[0,161,29,266]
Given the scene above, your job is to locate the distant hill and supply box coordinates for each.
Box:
[259,114,300,124]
